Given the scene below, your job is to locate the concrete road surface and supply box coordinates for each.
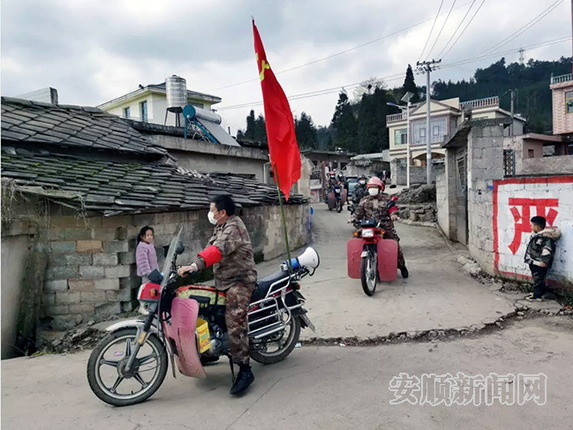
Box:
[257,205,516,341]
[3,316,572,430]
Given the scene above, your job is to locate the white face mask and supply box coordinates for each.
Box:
[208,211,218,225]
[359,180,366,185]
[368,188,379,196]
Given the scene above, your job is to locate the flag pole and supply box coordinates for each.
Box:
[273,163,293,272]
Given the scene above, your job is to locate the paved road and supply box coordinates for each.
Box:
[3,316,572,430]
[257,205,515,340]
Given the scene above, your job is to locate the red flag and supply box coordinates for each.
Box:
[252,20,301,200]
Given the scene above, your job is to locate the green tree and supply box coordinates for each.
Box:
[330,91,357,150]
[254,114,267,144]
[295,112,318,149]
[357,87,391,153]
[244,110,256,139]
[402,64,420,103]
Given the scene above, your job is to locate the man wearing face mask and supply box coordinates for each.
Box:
[354,177,408,278]
[353,174,368,205]
[178,194,257,395]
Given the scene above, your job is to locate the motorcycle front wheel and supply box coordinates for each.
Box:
[250,315,301,364]
[336,200,342,213]
[87,328,168,407]
[361,248,377,296]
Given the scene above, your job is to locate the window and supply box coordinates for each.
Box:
[566,91,573,114]
[420,128,426,138]
[528,149,535,158]
[433,126,440,136]
[123,107,130,119]
[394,128,407,145]
[140,100,148,122]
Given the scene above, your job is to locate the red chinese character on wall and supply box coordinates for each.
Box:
[508,198,559,255]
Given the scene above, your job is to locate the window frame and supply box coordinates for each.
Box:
[140,100,148,122]
[565,91,573,114]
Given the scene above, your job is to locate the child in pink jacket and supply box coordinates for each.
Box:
[136,226,159,283]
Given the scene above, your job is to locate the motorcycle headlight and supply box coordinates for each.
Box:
[362,229,375,238]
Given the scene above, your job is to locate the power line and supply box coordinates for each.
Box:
[441,0,487,59]
[477,0,564,56]
[435,0,477,59]
[208,1,475,92]
[216,36,571,112]
[425,0,458,60]
[418,0,445,62]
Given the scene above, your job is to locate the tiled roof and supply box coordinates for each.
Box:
[1,148,307,215]
[1,97,167,156]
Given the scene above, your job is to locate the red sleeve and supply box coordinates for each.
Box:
[198,245,223,267]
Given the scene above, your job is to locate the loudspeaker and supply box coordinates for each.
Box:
[295,247,320,269]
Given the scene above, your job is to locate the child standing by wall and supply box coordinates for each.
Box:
[136,226,159,283]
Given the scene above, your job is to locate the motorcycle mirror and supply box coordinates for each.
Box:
[175,239,185,255]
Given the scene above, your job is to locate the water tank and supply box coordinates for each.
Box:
[166,75,187,112]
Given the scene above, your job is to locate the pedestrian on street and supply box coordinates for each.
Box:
[354,177,409,278]
[136,226,159,284]
[524,216,561,301]
[178,194,257,396]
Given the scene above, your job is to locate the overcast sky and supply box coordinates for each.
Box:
[2,0,571,133]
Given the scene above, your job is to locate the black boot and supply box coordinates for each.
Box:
[230,364,255,395]
[400,266,409,278]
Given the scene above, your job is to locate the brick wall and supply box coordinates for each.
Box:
[38,203,310,329]
[391,159,444,186]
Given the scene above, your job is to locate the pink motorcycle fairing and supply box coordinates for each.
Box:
[162,297,207,379]
[346,238,398,281]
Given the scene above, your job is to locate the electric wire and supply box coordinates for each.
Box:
[418,0,446,62]
[477,0,564,56]
[441,0,487,59]
[425,0,458,60]
[435,0,477,59]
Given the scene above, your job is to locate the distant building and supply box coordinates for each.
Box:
[550,73,573,140]
[387,96,526,166]
[97,75,221,127]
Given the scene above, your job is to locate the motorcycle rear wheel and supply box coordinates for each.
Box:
[250,316,301,364]
[361,249,377,296]
[87,328,168,407]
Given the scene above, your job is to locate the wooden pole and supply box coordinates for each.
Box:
[273,164,293,272]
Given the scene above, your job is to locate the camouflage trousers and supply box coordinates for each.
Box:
[381,223,406,270]
[225,282,256,365]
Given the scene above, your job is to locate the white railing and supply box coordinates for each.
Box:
[460,96,499,110]
[551,74,573,85]
[387,113,405,123]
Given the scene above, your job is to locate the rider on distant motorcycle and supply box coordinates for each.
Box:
[178,194,257,395]
[353,177,409,278]
[353,174,368,205]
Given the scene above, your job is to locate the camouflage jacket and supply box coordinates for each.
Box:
[354,193,394,225]
[352,184,367,204]
[193,215,257,291]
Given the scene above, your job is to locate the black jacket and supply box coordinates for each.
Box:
[524,228,561,269]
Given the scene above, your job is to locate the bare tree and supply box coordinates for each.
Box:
[352,77,387,102]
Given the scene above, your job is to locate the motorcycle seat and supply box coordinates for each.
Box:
[251,269,291,302]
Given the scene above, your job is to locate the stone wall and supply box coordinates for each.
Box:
[397,203,436,223]
[34,203,310,330]
[519,155,573,175]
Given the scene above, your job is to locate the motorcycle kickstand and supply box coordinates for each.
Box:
[226,354,236,384]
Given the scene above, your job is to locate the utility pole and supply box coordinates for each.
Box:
[510,89,515,136]
[416,59,441,185]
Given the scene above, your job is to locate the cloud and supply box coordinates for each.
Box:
[2,0,570,131]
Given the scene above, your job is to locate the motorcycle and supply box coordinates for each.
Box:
[327,183,345,213]
[347,197,399,296]
[87,228,319,406]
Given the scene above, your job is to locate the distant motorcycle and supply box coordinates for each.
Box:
[87,229,319,406]
[327,183,345,213]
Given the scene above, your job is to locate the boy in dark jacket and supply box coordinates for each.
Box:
[524,216,561,301]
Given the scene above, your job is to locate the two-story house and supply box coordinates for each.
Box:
[387,96,526,172]
[97,75,221,127]
[550,73,573,146]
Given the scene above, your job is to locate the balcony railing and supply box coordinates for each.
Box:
[551,73,573,85]
[459,96,499,110]
[387,113,405,123]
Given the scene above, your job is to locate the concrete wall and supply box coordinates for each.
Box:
[34,203,310,330]
[466,124,506,275]
[493,176,573,286]
[1,230,33,358]
[150,134,269,182]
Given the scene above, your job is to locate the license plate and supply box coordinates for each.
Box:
[361,251,368,258]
